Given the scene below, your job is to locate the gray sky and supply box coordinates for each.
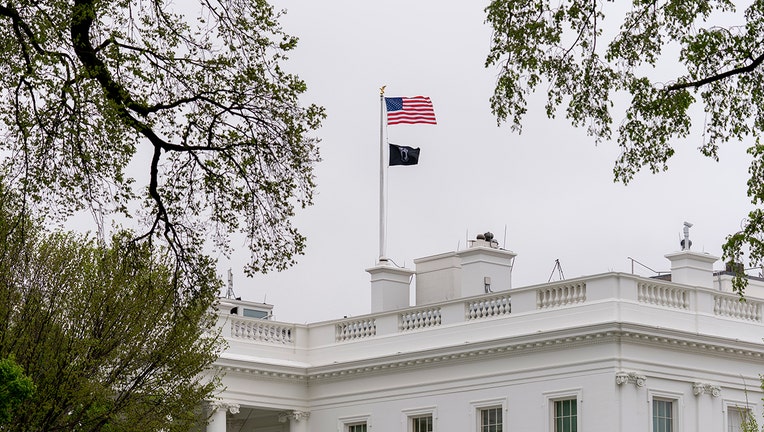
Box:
[219,0,755,323]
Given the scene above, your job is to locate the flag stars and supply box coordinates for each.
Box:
[385,98,404,112]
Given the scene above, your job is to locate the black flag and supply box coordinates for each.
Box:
[389,144,420,166]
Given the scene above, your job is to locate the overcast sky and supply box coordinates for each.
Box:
[217,0,755,323]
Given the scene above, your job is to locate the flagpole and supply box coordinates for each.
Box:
[378,85,387,264]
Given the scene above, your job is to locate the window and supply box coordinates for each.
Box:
[339,414,370,432]
[728,407,753,432]
[653,399,674,432]
[479,406,502,432]
[347,423,367,432]
[412,415,433,432]
[554,399,577,432]
[403,406,436,432]
[471,397,506,432]
[242,308,269,319]
[545,389,581,432]
[648,390,682,432]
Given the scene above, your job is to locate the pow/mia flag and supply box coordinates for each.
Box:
[389,143,420,166]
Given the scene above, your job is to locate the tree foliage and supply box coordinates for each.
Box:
[0,0,325,274]
[0,187,223,432]
[485,0,764,291]
[0,356,35,425]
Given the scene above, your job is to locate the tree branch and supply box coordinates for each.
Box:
[70,0,151,117]
[666,52,764,91]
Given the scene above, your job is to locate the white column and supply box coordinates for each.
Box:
[207,402,239,432]
[615,371,647,432]
[207,406,227,432]
[693,382,721,432]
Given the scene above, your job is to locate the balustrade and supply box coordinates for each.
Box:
[536,282,586,309]
[714,295,762,322]
[220,275,764,349]
[637,282,688,310]
[466,294,511,319]
[230,317,294,344]
[336,318,376,341]
[399,307,442,331]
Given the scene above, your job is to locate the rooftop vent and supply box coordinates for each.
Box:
[471,232,499,249]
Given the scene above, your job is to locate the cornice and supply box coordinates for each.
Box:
[618,323,764,360]
[212,322,764,384]
[214,364,307,382]
[308,325,620,382]
[213,357,308,383]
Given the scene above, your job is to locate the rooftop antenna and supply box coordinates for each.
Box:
[681,221,693,251]
[627,256,667,276]
[226,268,236,299]
[548,259,565,282]
[503,224,507,249]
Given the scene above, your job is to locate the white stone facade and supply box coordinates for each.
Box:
[207,246,764,432]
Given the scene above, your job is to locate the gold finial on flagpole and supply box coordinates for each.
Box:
[379,85,386,96]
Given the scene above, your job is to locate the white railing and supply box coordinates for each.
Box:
[714,295,762,322]
[466,294,511,320]
[220,274,764,349]
[638,282,688,310]
[230,317,294,344]
[400,307,442,331]
[336,318,376,341]
[537,282,586,309]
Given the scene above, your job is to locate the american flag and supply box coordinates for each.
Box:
[384,96,437,125]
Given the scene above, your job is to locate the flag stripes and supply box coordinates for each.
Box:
[385,96,437,125]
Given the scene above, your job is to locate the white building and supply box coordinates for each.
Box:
[206,231,764,432]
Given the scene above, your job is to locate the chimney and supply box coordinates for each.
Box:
[366,264,414,313]
[664,222,718,288]
[414,231,516,305]
[665,251,718,288]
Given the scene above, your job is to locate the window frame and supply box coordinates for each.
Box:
[347,423,367,432]
[402,406,437,432]
[544,388,582,432]
[470,397,507,432]
[338,414,371,432]
[648,389,682,432]
[242,308,269,319]
[724,400,755,432]
[652,398,674,432]
[411,415,433,432]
